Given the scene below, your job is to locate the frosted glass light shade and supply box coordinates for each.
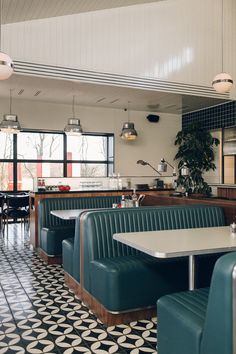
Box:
[212,72,233,93]
[0,52,14,80]
[64,118,83,136]
[120,122,137,140]
[0,114,21,133]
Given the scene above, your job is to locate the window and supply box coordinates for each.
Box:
[0,130,114,191]
[17,132,63,160]
[66,134,113,178]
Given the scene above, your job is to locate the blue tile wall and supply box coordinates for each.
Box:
[182,101,236,130]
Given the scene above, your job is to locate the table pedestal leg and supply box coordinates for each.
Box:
[189,255,196,290]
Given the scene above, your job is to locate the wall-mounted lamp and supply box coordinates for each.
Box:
[157,158,175,173]
[137,159,162,175]
[180,162,189,176]
[64,95,83,136]
[120,104,138,141]
[0,89,21,133]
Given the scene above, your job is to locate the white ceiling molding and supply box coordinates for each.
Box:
[13,60,229,100]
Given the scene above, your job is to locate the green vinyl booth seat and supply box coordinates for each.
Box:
[157,251,236,354]
[63,204,225,313]
[38,195,121,257]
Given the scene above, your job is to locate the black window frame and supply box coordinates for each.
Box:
[0,129,114,192]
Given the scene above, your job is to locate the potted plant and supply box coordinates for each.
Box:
[174,123,220,196]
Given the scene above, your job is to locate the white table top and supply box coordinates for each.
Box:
[51,209,85,220]
[113,226,236,258]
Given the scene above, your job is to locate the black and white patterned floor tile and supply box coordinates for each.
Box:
[0,224,157,354]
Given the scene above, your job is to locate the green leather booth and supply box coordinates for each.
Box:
[38,195,121,258]
[157,251,236,354]
[63,204,225,313]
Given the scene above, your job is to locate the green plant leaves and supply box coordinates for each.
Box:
[174,123,219,195]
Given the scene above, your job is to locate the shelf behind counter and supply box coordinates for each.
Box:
[29,188,173,248]
[142,193,236,226]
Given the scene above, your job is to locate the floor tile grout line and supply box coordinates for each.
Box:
[0,224,158,353]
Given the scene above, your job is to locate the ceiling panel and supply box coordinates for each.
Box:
[2,0,162,24]
[0,73,228,114]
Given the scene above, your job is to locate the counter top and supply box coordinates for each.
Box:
[217,185,236,188]
[30,188,174,195]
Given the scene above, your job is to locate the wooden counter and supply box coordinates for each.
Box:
[30,189,172,248]
[217,186,236,199]
[143,194,236,226]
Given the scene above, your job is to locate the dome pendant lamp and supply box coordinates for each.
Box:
[0,0,13,80]
[212,0,233,93]
[0,89,21,133]
[64,95,83,136]
[120,103,138,141]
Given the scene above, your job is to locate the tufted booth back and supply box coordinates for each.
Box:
[201,251,236,354]
[38,195,121,230]
[81,205,225,290]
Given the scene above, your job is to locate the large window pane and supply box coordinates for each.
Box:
[108,135,114,162]
[67,135,107,161]
[18,162,64,191]
[17,132,63,160]
[67,163,107,177]
[0,162,13,190]
[0,132,13,159]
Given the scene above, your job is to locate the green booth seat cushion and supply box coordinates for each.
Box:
[90,254,188,312]
[157,287,209,354]
[62,238,74,277]
[39,196,121,258]
[41,225,75,256]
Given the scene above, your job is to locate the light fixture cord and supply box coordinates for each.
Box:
[0,0,2,50]
[10,88,12,114]
[128,101,130,123]
[72,95,75,118]
[221,0,224,72]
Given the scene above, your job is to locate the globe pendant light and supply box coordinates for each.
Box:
[212,0,233,93]
[120,103,138,141]
[64,95,83,136]
[0,0,13,80]
[0,89,21,133]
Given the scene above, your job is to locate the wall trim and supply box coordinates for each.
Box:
[13,60,229,99]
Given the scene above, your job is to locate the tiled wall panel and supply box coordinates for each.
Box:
[182,101,236,130]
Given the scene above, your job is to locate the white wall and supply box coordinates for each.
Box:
[0,97,181,180]
[3,0,236,97]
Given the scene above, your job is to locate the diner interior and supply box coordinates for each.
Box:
[0,0,236,353]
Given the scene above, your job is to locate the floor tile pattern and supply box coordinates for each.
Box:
[0,225,157,353]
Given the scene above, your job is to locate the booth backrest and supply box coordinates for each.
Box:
[201,252,236,354]
[81,205,225,291]
[38,195,121,230]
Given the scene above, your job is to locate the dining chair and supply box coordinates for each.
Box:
[0,193,5,232]
[3,194,30,232]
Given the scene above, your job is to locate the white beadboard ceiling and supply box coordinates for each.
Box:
[2,0,162,24]
[0,73,228,114]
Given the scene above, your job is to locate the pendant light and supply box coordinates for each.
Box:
[120,103,138,141]
[64,95,83,136]
[212,0,233,93]
[0,0,13,80]
[0,89,21,133]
